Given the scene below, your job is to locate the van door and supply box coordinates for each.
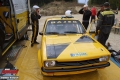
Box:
[0,0,16,56]
[12,0,29,39]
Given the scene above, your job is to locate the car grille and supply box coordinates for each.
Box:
[55,58,99,67]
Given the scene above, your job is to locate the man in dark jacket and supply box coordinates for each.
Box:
[96,2,115,47]
[31,5,41,47]
[79,5,92,29]
[97,5,104,18]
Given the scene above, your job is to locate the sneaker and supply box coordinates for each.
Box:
[34,41,39,44]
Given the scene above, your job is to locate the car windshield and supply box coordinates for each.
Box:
[45,20,85,35]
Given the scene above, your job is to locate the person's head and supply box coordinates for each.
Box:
[100,4,104,11]
[103,2,110,9]
[83,5,88,11]
[32,5,40,13]
[92,6,95,8]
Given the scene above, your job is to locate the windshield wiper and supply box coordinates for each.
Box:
[46,32,66,35]
[46,32,60,35]
[64,31,78,34]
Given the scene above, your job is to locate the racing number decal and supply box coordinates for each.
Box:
[70,53,87,57]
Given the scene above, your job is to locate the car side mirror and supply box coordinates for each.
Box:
[3,11,9,19]
[39,32,43,35]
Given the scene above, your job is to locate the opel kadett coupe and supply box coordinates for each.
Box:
[38,15,111,76]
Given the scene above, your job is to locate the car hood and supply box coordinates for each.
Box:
[44,34,110,61]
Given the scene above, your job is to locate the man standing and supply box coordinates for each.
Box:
[97,5,104,18]
[31,5,41,47]
[91,6,97,23]
[79,5,91,30]
[96,2,115,47]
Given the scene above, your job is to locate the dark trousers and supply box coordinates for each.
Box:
[31,24,39,44]
[98,31,110,46]
[91,15,95,23]
[82,22,89,30]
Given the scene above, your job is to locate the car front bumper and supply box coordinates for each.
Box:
[41,62,110,76]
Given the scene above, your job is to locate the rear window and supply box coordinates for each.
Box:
[45,20,85,34]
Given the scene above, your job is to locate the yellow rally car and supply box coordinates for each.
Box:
[38,15,111,76]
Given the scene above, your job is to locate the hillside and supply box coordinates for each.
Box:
[40,1,84,16]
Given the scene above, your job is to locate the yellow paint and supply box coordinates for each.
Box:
[16,11,29,31]
[101,11,114,16]
[15,34,120,80]
[0,7,13,33]
[2,40,16,55]
[0,6,29,56]
[41,69,97,76]
[37,17,111,76]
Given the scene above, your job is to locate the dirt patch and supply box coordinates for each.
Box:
[40,1,83,16]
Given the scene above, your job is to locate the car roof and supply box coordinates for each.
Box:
[46,16,79,21]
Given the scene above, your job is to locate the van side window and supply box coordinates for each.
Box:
[0,0,10,6]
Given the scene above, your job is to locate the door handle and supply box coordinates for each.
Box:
[17,19,19,23]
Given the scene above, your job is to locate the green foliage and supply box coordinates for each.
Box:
[88,0,109,5]
[30,0,54,7]
[109,0,120,9]
[30,0,74,7]
[88,0,119,10]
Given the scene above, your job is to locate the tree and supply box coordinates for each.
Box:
[88,0,119,10]
[109,0,120,9]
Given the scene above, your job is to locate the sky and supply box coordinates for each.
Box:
[77,0,88,4]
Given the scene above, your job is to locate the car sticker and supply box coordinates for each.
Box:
[68,21,71,23]
[51,21,55,23]
[63,21,66,23]
[73,21,77,23]
[57,21,62,23]
[49,20,79,24]
[70,53,87,57]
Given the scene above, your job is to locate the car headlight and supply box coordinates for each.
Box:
[44,60,56,67]
[99,56,109,62]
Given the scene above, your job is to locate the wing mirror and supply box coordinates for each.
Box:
[3,11,9,19]
[39,32,43,35]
